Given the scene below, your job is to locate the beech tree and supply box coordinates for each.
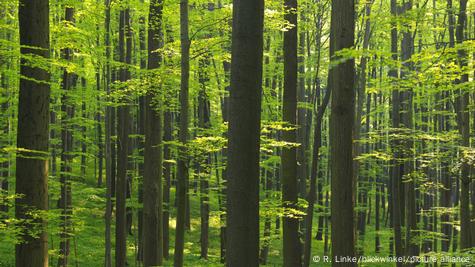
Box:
[329,0,356,262]
[143,0,164,265]
[226,0,264,266]
[15,0,50,266]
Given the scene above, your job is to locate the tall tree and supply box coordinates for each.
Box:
[282,0,301,265]
[103,0,113,266]
[143,0,164,264]
[226,0,264,266]
[389,0,404,261]
[400,0,418,260]
[162,24,175,260]
[137,0,147,260]
[329,0,356,263]
[58,7,75,267]
[16,0,50,266]
[198,56,211,260]
[174,0,190,265]
[115,8,132,267]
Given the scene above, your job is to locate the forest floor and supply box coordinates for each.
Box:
[0,177,432,266]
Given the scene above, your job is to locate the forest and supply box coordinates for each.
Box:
[2,0,475,266]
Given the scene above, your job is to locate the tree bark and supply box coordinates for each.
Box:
[115,8,131,267]
[103,0,112,266]
[329,0,356,264]
[226,0,264,265]
[16,0,50,266]
[143,0,164,265]
[58,7,75,267]
[389,0,403,263]
[174,0,190,265]
[282,0,301,265]
[198,52,211,260]
[162,25,174,260]
[455,0,471,250]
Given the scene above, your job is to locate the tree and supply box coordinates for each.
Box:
[198,53,211,260]
[226,0,264,266]
[174,0,190,265]
[389,0,403,261]
[400,0,418,260]
[282,0,300,265]
[103,0,113,266]
[15,0,50,266]
[143,0,164,265]
[115,8,132,267]
[58,7,75,267]
[329,0,356,263]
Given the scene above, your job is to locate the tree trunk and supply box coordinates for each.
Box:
[81,77,87,179]
[103,0,112,266]
[389,0,403,263]
[143,0,164,265]
[329,0,356,264]
[174,0,190,265]
[58,7,75,267]
[282,0,301,265]
[198,52,211,260]
[219,59,230,263]
[226,0,264,265]
[163,110,172,259]
[16,0,50,265]
[115,8,131,267]
[456,0,471,250]
[400,1,418,260]
[137,0,146,260]
[162,25,174,260]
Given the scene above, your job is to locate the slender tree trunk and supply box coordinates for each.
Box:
[372,93,381,253]
[259,150,274,264]
[219,59,230,263]
[198,52,211,260]
[297,18,307,210]
[282,0,301,265]
[314,2,325,242]
[96,58,103,187]
[0,47,9,215]
[163,110,172,259]
[115,8,131,267]
[136,0,146,260]
[455,0,471,250]
[16,0,50,265]
[81,77,87,179]
[226,0,264,265]
[0,8,12,216]
[162,25,174,260]
[143,0,164,265]
[103,0,112,266]
[329,0,356,264]
[174,0,190,265]
[401,1,418,261]
[389,0,403,263]
[58,8,75,266]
